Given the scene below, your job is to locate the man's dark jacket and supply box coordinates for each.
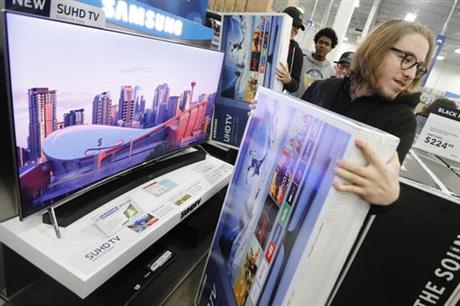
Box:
[301,77,419,163]
[284,39,303,93]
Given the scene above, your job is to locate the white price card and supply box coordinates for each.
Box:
[415,107,460,162]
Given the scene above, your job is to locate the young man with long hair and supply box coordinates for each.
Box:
[301,19,435,205]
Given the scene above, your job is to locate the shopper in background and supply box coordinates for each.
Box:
[300,19,435,206]
[292,27,337,97]
[333,51,354,78]
[414,97,457,135]
[417,97,458,117]
[276,6,304,93]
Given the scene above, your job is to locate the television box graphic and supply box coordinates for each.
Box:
[211,100,250,149]
[197,87,399,306]
[4,12,223,219]
[211,13,291,148]
[219,13,290,101]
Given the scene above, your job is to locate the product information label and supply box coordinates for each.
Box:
[143,178,178,197]
[93,197,142,237]
[415,108,460,162]
[50,0,105,28]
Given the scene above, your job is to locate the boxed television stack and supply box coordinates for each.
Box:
[211,13,291,148]
[209,0,274,12]
[197,87,399,306]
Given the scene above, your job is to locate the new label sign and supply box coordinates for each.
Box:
[6,0,51,16]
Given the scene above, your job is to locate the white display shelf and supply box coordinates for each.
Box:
[0,155,233,298]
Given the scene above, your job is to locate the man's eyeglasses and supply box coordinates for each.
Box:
[336,62,350,70]
[390,47,427,78]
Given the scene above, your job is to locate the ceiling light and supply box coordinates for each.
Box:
[354,0,360,8]
[436,55,445,61]
[455,48,460,54]
[343,37,349,42]
[404,13,417,22]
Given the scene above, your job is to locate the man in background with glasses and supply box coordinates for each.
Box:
[333,51,354,78]
[299,19,435,207]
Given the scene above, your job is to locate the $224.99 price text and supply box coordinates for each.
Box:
[424,136,454,149]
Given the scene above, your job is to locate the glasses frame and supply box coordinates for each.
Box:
[390,47,427,78]
[336,62,350,70]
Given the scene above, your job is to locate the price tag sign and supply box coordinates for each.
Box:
[415,106,460,162]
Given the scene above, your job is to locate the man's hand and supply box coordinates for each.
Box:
[247,99,257,116]
[276,63,292,85]
[333,139,401,206]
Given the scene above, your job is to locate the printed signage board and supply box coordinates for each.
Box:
[415,106,460,163]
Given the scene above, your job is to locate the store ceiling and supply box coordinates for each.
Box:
[288,0,460,66]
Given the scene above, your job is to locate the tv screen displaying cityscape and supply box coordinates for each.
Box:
[5,12,224,219]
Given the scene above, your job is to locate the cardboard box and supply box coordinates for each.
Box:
[234,0,248,12]
[211,13,291,148]
[208,0,216,10]
[223,0,237,12]
[245,0,274,12]
[214,0,226,12]
[211,101,249,149]
[197,87,399,306]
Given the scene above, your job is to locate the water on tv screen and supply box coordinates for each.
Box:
[5,12,224,219]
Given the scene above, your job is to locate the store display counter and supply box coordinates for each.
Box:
[332,149,460,306]
[0,155,233,299]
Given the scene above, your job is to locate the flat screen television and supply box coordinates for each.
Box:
[2,12,224,220]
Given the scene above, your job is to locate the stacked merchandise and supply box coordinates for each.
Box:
[208,16,221,50]
[220,15,278,101]
[211,13,291,148]
[210,0,271,12]
[197,87,399,306]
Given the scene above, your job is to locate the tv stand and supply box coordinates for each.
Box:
[1,187,228,305]
[0,153,232,299]
[43,148,206,227]
[47,206,61,239]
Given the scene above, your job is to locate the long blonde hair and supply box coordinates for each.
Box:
[350,19,435,94]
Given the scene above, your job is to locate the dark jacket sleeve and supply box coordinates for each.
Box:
[300,80,321,103]
[384,108,417,163]
[283,45,303,93]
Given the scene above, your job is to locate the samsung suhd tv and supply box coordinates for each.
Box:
[2,12,224,219]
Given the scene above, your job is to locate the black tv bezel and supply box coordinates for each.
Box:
[0,10,20,222]
[1,10,223,221]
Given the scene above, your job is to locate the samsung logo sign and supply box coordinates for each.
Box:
[102,0,183,36]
